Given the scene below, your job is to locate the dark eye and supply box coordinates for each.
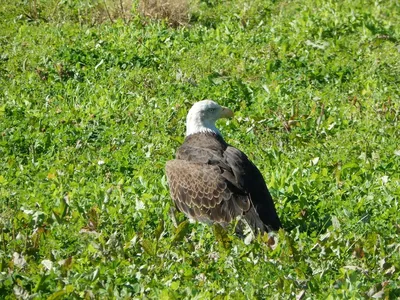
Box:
[209,108,216,112]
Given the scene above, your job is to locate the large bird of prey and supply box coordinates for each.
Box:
[165,100,282,234]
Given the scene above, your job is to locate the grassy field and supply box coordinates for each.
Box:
[1,0,399,298]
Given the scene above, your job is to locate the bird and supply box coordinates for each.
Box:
[165,100,282,234]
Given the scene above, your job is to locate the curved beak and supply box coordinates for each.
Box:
[220,106,234,118]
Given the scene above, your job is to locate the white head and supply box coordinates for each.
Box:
[186,100,234,136]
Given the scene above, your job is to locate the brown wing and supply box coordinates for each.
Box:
[165,159,251,226]
[223,146,282,231]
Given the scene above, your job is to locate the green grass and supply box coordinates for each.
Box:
[1,0,399,298]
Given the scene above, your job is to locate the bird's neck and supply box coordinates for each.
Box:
[186,116,221,137]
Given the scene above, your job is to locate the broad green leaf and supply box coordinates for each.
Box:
[171,220,190,245]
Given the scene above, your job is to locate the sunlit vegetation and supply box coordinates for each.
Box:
[1,0,399,298]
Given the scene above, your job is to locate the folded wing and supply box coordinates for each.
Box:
[165,159,251,226]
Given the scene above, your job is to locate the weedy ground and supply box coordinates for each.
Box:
[1,0,399,298]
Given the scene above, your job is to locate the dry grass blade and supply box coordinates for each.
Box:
[90,0,133,25]
[138,0,190,27]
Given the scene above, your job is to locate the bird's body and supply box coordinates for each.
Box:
[166,100,282,233]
